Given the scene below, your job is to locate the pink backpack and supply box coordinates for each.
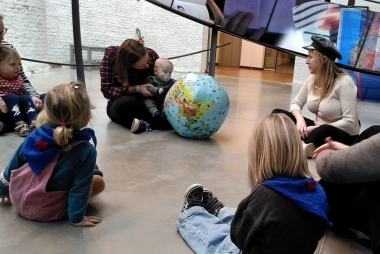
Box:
[9,141,86,222]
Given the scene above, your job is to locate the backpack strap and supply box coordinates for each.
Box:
[61,140,88,153]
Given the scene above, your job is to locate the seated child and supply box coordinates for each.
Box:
[144,58,176,119]
[0,81,105,227]
[0,45,37,137]
[176,113,329,254]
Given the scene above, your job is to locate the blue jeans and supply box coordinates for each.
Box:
[176,206,241,254]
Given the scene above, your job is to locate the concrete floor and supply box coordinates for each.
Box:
[0,67,378,254]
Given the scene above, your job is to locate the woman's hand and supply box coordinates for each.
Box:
[296,119,308,139]
[305,125,319,137]
[138,84,153,97]
[0,97,7,113]
[31,96,43,110]
[72,216,102,227]
[312,137,349,159]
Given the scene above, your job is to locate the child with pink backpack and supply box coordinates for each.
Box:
[0,81,105,226]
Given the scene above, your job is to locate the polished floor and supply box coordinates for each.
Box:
[0,66,379,254]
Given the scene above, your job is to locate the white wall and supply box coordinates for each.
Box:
[293,0,380,84]
[0,0,207,74]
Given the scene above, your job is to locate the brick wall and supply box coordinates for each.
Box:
[293,0,380,83]
[0,0,207,74]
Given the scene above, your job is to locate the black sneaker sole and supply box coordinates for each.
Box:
[181,183,203,212]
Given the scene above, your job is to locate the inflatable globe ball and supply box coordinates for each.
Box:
[164,73,230,139]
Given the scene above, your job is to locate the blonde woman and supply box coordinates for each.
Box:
[272,35,360,158]
[176,114,329,254]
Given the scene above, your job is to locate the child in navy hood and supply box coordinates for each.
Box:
[0,81,104,227]
[177,113,328,254]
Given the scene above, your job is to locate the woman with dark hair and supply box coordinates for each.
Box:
[100,39,171,133]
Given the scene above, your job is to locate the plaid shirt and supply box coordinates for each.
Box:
[100,46,159,99]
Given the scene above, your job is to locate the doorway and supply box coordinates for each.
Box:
[216,32,242,67]
[263,48,295,74]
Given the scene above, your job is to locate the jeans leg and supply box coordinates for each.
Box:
[216,207,236,225]
[176,206,240,254]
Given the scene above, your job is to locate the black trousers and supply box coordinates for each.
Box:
[319,125,380,254]
[107,94,172,130]
[271,109,358,147]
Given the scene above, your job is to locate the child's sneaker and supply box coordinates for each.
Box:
[0,121,5,134]
[14,122,30,137]
[90,175,105,197]
[94,164,103,177]
[28,120,37,132]
[181,183,204,213]
[303,142,316,158]
[131,118,153,134]
[203,189,224,215]
[152,111,160,118]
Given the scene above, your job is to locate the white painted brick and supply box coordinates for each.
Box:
[0,0,207,74]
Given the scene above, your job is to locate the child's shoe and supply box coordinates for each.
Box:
[303,142,316,158]
[181,183,204,213]
[94,164,103,177]
[0,121,5,134]
[28,120,37,132]
[152,111,160,118]
[90,175,105,197]
[203,189,224,215]
[160,110,167,121]
[131,118,153,134]
[14,122,31,137]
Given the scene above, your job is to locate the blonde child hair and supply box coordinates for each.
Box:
[36,81,92,146]
[155,58,173,69]
[248,113,310,187]
[0,45,21,64]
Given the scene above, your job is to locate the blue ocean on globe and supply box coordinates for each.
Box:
[164,73,230,139]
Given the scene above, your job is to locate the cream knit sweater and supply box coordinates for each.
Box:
[290,74,360,135]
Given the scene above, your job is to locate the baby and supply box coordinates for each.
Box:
[144,58,176,119]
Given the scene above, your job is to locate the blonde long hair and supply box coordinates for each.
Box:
[248,114,310,188]
[37,81,92,146]
[311,50,346,99]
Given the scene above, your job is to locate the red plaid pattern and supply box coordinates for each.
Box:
[100,46,159,99]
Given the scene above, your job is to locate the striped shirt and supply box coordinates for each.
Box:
[1,41,40,98]
[100,46,159,99]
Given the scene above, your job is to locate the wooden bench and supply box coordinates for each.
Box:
[70,44,106,72]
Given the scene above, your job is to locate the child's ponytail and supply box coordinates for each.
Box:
[53,124,73,146]
[36,81,92,147]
